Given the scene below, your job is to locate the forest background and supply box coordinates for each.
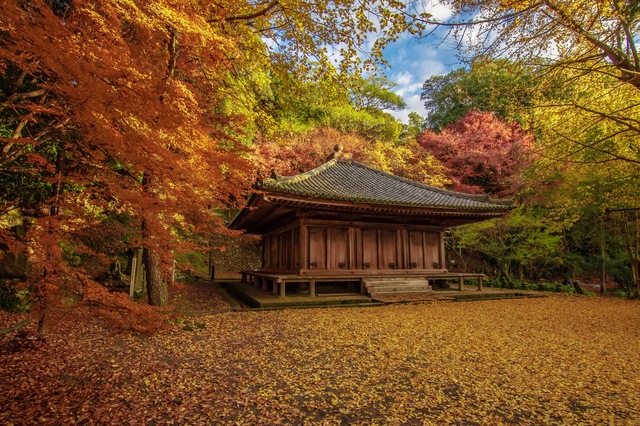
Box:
[1,0,639,331]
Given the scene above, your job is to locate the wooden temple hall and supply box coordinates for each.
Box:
[228,145,512,298]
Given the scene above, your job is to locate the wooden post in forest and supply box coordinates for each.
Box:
[129,248,144,299]
[129,257,137,299]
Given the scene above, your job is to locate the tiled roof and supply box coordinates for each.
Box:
[259,159,511,212]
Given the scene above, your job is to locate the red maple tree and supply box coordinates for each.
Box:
[417,110,533,196]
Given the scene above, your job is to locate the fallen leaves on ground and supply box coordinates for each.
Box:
[1,295,639,425]
[168,280,234,314]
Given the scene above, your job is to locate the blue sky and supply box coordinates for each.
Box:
[379,2,465,123]
[382,36,463,122]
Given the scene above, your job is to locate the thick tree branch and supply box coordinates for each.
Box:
[414,4,542,28]
[209,0,280,23]
[540,0,640,89]
[550,128,640,165]
[0,89,46,113]
[167,27,179,79]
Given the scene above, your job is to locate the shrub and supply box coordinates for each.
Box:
[0,281,21,312]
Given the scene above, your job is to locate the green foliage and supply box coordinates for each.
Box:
[351,76,407,112]
[421,60,536,130]
[614,289,631,299]
[0,281,21,312]
[0,281,33,313]
[320,106,402,143]
[454,206,563,285]
[181,320,207,332]
[401,112,427,140]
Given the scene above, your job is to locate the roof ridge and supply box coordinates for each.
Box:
[269,159,339,185]
[258,157,511,211]
[349,160,505,204]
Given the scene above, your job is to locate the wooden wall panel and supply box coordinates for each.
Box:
[308,227,327,270]
[262,235,271,270]
[424,231,440,269]
[408,231,425,269]
[264,219,446,274]
[292,228,300,270]
[379,230,398,269]
[271,235,279,269]
[328,227,349,269]
[279,229,292,270]
[361,229,378,270]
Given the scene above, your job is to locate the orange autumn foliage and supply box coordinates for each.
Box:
[0,0,252,323]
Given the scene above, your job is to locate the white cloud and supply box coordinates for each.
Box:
[412,58,447,77]
[385,55,448,122]
[388,94,428,123]
[395,71,413,87]
[428,1,454,22]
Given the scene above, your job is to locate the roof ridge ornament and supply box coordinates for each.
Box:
[325,143,352,162]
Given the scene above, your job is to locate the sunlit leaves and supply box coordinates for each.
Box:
[257,127,450,187]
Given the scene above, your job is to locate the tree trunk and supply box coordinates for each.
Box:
[497,260,515,289]
[39,148,64,337]
[600,219,607,294]
[38,301,49,337]
[622,212,640,298]
[144,247,167,306]
[141,172,168,306]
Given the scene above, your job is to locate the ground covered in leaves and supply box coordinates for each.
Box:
[1,294,639,425]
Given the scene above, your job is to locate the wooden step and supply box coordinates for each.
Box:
[368,286,433,295]
[363,278,432,295]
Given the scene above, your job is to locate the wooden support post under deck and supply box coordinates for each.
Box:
[458,276,464,291]
[477,276,483,291]
[278,277,285,298]
[309,279,316,297]
[272,278,277,295]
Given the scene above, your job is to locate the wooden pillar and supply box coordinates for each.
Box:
[458,276,464,291]
[278,278,285,298]
[477,276,483,291]
[439,231,446,269]
[348,227,355,270]
[310,279,316,297]
[300,222,309,271]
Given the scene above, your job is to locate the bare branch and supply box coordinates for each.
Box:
[0,89,46,113]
